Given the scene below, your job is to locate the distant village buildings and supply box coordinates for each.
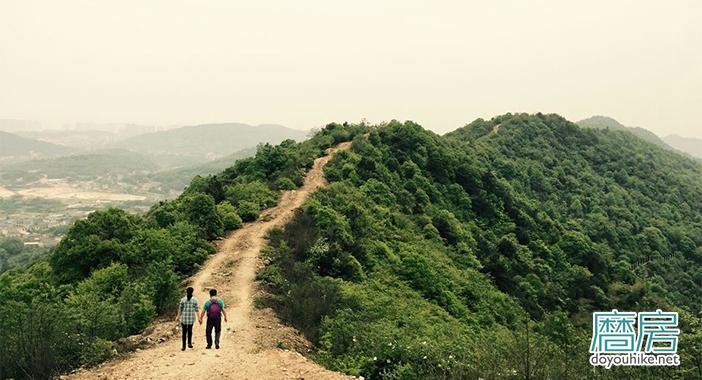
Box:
[1,214,67,245]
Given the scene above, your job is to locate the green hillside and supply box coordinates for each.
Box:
[0,130,74,157]
[112,123,309,158]
[1,117,701,380]
[258,115,702,379]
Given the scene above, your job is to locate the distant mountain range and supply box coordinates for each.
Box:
[14,129,119,148]
[662,134,702,159]
[111,123,309,159]
[577,116,701,160]
[576,116,670,149]
[4,123,308,159]
[0,130,75,158]
[1,123,307,194]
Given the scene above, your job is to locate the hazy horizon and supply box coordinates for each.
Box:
[1,0,701,138]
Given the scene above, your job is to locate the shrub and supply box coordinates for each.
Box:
[145,261,180,316]
[226,181,278,209]
[217,201,243,230]
[127,296,156,335]
[237,201,261,222]
[275,177,297,190]
[222,212,243,230]
[80,338,114,367]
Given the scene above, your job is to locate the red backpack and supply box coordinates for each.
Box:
[208,298,221,319]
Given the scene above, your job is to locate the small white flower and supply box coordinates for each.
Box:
[373,357,377,361]
[422,341,427,345]
[423,356,427,359]
[386,359,391,363]
[449,355,453,359]
[353,338,357,342]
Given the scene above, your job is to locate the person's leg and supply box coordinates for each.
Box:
[181,323,187,350]
[186,324,194,348]
[205,319,214,348]
[214,319,222,348]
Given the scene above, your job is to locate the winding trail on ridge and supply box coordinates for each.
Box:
[67,141,355,380]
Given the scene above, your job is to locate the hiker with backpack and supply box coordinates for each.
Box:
[198,288,228,349]
[175,287,199,351]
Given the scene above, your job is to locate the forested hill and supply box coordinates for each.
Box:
[2,115,701,380]
[259,114,702,379]
[446,113,702,311]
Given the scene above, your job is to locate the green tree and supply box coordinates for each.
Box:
[0,238,23,256]
[237,200,261,222]
[217,201,243,230]
[181,193,223,240]
[50,208,138,283]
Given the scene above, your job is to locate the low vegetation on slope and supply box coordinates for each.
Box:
[257,114,702,379]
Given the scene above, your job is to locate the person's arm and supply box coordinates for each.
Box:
[193,299,200,324]
[175,299,183,322]
[198,300,208,325]
[220,299,228,323]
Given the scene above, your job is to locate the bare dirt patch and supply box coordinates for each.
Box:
[14,185,146,201]
[0,186,16,198]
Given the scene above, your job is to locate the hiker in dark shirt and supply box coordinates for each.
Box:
[198,288,228,349]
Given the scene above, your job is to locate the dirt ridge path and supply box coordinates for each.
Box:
[67,141,355,380]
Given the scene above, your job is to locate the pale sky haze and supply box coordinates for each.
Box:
[1,0,700,137]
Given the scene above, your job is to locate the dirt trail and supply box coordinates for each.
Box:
[67,141,355,380]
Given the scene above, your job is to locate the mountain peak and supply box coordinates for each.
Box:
[576,115,626,130]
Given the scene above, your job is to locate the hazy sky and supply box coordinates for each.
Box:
[1,0,700,137]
